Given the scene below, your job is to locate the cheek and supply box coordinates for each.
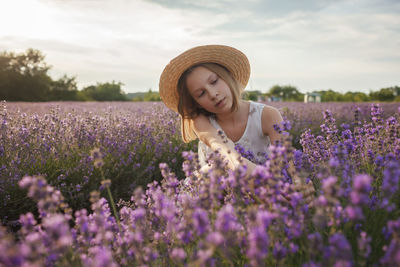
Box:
[193,98,206,108]
[221,82,231,95]
[199,100,211,109]
[224,87,233,98]
[195,100,204,108]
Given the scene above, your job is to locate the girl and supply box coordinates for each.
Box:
[159,44,283,175]
[159,44,315,204]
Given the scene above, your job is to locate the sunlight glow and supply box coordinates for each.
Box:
[0,0,61,38]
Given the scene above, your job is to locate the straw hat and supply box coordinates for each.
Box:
[159,44,250,112]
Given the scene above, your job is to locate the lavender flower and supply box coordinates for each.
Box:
[1,101,399,266]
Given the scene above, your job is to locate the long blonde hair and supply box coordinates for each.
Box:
[177,63,243,143]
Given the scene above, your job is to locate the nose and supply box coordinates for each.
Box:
[210,90,219,100]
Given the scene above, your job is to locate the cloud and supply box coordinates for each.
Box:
[146,0,337,15]
[1,0,230,91]
[1,0,399,93]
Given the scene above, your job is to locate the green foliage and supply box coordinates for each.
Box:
[316,90,342,102]
[316,87,399,102]
[143,89,161,101]
[82,81,129,101]
[242,90,262,101]
[268,85,303,101]
[351,92,370,102]
[0,48,131,102]
[49,75,80,101]
[0,48,52,101]
[369,86,398,102]
[127,92,146,101]
[131,96,144,101]
[315,90,371,102]
[342,91,370,102]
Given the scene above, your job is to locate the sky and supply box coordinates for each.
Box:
[0,0,399,94]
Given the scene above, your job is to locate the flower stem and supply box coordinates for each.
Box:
[100,168,122,232]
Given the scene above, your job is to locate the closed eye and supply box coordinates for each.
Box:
[211,78,218,85]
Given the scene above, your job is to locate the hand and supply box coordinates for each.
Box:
[199,163,211,174]
[292,176,315,207]
[193,114,257,177]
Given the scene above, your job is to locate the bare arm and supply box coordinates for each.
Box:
[192,114,257,175]
[261,105,284,144]
[193,106,283,176]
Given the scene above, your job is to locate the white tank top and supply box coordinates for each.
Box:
[198,101,271,166]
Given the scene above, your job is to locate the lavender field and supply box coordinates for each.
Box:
[1,101,399,266]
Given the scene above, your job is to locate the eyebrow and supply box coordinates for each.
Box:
[193,73,216,93]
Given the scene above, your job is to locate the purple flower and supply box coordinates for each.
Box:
[381,218,400,266]
[350,174,372,206]
[192,208,210,236]
[353,174,372,192]
[358,231,371,258]
[170,247,186,261]
[303,261,322,267]
[329,157,340,168]
[381,160,400,207]
[322,176,338,195]
[375,155,384,167]
[19,212,37,235]
[206,231,224,246]
[81,246,118,267]
[345,206,364,220]
[214,204,241,233]
[273,241,287,260]
[247,225,269,265]
[42,214,73,254]
[257,210,278,228]
[326,233,352,261]
[282,120,292,131]
[308,232,323,256]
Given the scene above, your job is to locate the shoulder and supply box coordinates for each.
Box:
[260,104,283,136]
[192,114,212,133]
[248,101,278,114]
[192,114,219,146]
[261,104,281,121]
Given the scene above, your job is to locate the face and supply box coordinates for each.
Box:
[186,66,233,115]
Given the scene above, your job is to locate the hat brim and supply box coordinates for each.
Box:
[159,45,250,112]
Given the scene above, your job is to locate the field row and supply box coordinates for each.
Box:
[0,101,399,266]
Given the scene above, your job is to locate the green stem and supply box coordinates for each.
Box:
[106,186,122,232]
[100,168,122,233]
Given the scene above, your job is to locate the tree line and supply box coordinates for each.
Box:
[0,49,128,101]
[1,49,398,102]
[243,85,400,102]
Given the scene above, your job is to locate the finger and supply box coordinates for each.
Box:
[292,184,303,192]
[278,194,291,204]
[302,196,313,206]
[293,185,313,196]
[303,193,313,199]
[303,184,315,193]
[304,187,315,196]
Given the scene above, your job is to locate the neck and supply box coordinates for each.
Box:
[216,100,248,124]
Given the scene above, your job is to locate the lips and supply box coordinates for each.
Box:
[215,97,225,108]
